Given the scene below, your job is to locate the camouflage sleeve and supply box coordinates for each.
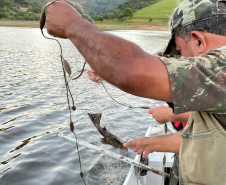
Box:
[158,46,226,115]
[156,48,165,56]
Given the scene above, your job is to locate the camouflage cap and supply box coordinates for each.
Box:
[164,0,226,55]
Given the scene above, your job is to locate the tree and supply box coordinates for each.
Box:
[14,0,28,6]
[28,2,42,14]
[0,7,10,19]
[123,8,133,18]
[118,0,160,12]
[0,0,12,7]
[0,11,9,19]
[111,9,122,19]
[94,15,103,21]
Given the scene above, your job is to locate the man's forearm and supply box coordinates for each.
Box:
[67,21,171,100]
[67,22,146,86]
[124,131,182,156]
[46,2,172,102]
[153,131,182,153]
[171,112,190,123]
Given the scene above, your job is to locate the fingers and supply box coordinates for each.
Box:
[88,76,102,83]
[87,68,103,83]
[123,139,152,158]
[148,105,172,124]
[87,68,95,73]
[46,1,79,39]
[148,108,153,114]
[123,140,135,148]
[133,146,140,152]
[142,151,151,158]
[135,148,144,155]
[152,53,159,57]
[148,105,165,114]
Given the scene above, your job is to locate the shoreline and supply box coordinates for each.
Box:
[0,20,169,31]
[0,20,40,28]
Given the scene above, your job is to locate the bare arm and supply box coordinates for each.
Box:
[46,2,172,102]
[171,112,190,123]
[123,131,182,158]
[148,106,190,124]
[87,52,161,84]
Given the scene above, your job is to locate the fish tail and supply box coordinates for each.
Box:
[88,113,102,126]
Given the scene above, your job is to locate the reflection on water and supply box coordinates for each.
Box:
[0,27,170,185]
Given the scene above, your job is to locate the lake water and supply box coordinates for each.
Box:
[0,27,170,185]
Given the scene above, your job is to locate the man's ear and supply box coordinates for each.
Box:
[191,31,207,54]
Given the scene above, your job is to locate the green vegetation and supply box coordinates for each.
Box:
[74,0,128,15]
[0,0,46,21]
[0,0,182,30]
[73,0,163,15]
[118,0,160,12]
[134,0,183,22]
[103,7,134,20]
[123,8,133,18]
[101,9,123,20]
[96,0,182,28]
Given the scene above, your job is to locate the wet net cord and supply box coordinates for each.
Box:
[40,1,90,184]
[101,82,151,110]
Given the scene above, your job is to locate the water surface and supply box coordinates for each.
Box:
[0,27,170,185]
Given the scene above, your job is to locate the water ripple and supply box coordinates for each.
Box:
[0,27,170,185]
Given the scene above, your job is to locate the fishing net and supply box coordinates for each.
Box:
[40,2,157,184]
[84,112,135,185]
[86,154,132,185]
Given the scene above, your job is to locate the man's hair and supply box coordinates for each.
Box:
[175,2,226,42]
[175,15,226,42]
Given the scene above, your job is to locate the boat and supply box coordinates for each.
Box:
[123,123,177,185]
[58,119,178,185]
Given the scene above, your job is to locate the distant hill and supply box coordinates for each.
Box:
[118,0,161,12]
[72,0,129,15]
[0,0,46,20]
[0,0,130,20]
[73,0,166,15]
[0,0,181,22]
[134,0,183,21]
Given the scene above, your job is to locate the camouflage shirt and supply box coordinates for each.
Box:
[158,46,226,129]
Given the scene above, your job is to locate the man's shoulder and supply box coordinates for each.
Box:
[213,45,226,51]
[206,45,226,57]
[160,45,226,115]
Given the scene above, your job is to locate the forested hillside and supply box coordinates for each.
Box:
[79,0,162,15]
[0,0,128,19]
[0,0,46,20]
[0,0,168,21]
[118,0,161,12]
[72,0,128,15]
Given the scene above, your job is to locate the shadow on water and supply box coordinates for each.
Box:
[0,27,170,185]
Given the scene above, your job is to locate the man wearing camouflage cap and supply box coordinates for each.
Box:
[46,0,226,184]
